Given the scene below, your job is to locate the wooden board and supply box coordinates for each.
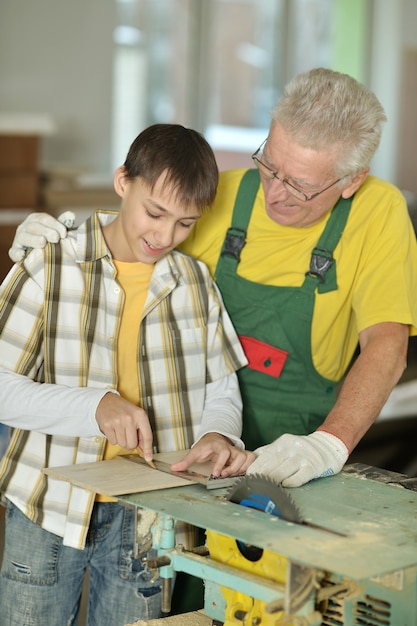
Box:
[43,450,214,496]
[125,610,212,626]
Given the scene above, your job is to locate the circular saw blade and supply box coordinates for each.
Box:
[227,474,303,523]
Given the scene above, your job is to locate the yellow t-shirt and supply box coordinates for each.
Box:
[96,259,154,501]
[180,170,417,381]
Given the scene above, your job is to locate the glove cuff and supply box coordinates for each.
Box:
[315,429,349,460]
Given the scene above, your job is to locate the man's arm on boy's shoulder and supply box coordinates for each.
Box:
[8,211,74,262]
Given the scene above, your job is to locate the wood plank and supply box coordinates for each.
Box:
[125,610,212,626]
[43,451,214,496]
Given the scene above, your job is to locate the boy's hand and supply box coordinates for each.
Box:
[96,392,153,461]
[171,433,256,478]
[9,211,75,262]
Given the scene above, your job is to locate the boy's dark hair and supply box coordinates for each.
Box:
[124,124,219,212]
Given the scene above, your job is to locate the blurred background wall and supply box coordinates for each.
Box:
[0,0,416,187]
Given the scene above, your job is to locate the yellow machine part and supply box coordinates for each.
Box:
[206,529,292,625]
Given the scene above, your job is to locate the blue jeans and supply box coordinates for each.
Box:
[0,500,162,626]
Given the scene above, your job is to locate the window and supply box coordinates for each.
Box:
[112,0,348,171]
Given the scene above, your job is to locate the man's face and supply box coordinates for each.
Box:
[105,168,201,263]
[259,122,352,228]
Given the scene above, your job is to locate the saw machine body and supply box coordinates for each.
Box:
[119,464,417,625]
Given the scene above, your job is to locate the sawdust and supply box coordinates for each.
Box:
[125,610,212,626]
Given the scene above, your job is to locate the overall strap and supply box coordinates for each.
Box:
[215,169,261,275]
[304,195,354,293]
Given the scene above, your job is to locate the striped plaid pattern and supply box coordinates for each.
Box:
[0,211,246,548]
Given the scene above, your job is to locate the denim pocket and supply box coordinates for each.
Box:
[3,502,60,585]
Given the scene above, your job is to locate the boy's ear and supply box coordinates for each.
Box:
[113,166,129,198]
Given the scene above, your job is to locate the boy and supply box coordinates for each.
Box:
[0,124,252,625]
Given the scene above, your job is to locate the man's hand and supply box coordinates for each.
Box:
[246,431,349,487]
[171,433,256,478]
[96,392,153,461]
[9,211,75,262]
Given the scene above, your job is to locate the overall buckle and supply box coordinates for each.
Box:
[306,247,334,283]
[221,227,247,261]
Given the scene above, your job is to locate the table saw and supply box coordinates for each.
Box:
[45,458,417,625]
[117,463,417,626]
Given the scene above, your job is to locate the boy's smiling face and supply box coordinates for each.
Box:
[103,167,201,263]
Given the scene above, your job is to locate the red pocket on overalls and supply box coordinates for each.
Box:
[239,336,288,378]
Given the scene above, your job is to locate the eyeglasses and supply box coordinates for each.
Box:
[252,140,344,202]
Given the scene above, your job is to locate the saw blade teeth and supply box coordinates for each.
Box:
[226,474,304,524]
[225,474,251,497]
[247,473,281,485]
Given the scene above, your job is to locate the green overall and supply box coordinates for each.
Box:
[215,169,353,451]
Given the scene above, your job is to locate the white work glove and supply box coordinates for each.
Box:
[246,431,349,488]
[8,211,75,263]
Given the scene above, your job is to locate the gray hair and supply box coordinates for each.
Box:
[271,67,387,178]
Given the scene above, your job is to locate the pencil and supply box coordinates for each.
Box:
[137,447,156,469]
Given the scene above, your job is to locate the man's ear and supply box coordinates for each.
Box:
[341,168,370,199]
[113,166,129,198]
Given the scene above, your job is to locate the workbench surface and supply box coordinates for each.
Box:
[119,464,417,581]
